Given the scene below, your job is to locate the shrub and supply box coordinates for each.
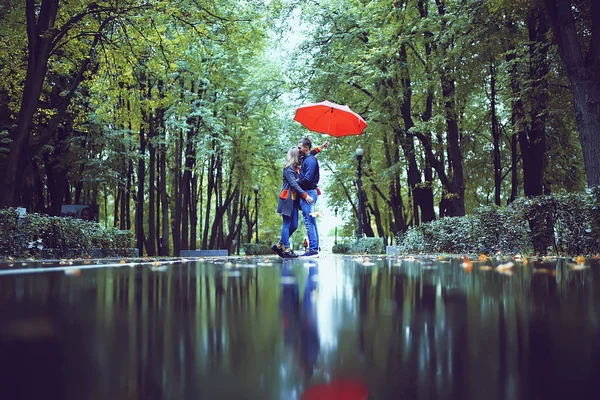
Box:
[353,237,385,254]
[474,204,531,254]
[0,208,19,257]
[395,227,427,253]
[420,216,478,253]
[243,243,272,255]
[0,209,134,259]
[332,242,352,254]
[393,189,600,256]
[332,238,384,255]
[91,227,135,257]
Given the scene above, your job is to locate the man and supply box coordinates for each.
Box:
[297,137,321,256]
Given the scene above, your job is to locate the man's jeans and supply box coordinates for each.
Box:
[300,189,319,252]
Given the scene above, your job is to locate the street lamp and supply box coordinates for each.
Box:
[253,185,259,243]
[334,206,339,245]
[355,146,364,242]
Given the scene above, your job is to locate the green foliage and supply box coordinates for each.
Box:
[395,227,427,254]
[353,237,385,254]
[0,207,18,256]
[91,228,136,258]
[473,205,530,253]
[332,238,384,255]
[0,208,133,259]
[332,242,353,254]
[420,216,479,254]
[242,243,272,256]
[395,190,600,256]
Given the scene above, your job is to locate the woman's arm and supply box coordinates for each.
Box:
[284,167,312,203]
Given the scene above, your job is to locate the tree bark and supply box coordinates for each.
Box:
[490,58,502,206]
[146,90,156,256]
[543,0,600,186]
[136,75,147,256]
[0,0,59,208]
[520,8,549,197]
[156,82,170,255]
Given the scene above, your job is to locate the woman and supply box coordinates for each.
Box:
[272,147,313,258]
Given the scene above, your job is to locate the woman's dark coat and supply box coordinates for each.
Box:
[276,165,308,217]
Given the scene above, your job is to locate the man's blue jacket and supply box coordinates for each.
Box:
[298,153,319,190]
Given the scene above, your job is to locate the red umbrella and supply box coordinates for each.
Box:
[294,100,367,137]
[301,379,369,400]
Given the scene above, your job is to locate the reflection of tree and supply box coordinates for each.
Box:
[442,288,468,399]
[527,271,557,399]
[357,267,372,355]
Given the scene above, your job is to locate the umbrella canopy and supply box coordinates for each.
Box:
[293,100,367,137]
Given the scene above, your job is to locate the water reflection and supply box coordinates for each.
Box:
[300,262,320,379]
[0,256,599,399]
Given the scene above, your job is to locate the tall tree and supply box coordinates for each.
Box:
[542,0,600,186]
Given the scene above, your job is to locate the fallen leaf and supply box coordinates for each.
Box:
[497,261,515,272]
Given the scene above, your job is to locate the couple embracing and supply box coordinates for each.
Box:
[272,137,326,258]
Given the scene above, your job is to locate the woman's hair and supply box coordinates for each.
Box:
[284,146,301,168]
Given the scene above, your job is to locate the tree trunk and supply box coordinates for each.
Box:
[399,42,434,227]
[136,75,147,256]
[126,158,133,230]
[190,170,198,250]
[146,97,156,256]
[181,127,194,251]
[171,129,182,256]
[490,58,502,206]
[0,0,59,208]
[156,81,169,255]
[44,153,68,216]
[506,40,523,203]
[543,0,600,186]
[114,187,120,228]
[435,0,465,217]
[202,145,216,249]
[520,8,549,197]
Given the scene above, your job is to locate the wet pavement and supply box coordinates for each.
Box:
[1,255,599,399]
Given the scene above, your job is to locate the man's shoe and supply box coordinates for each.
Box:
[271,244,284,258]
[300,249,318,257]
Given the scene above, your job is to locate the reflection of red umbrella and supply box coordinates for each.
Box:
[294,100,367,137]
[301,379,369,400]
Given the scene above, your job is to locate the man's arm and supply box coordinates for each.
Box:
[310,139,329,156]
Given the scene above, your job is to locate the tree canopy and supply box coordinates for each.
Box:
[0,0,595,255]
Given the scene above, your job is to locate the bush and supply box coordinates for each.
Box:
[332,242,352,254]
[420,216,478,253]
[354,237,385,254]
[332,238,385,255]
[0,208,134,259]
[243,243,272,255]
[0,208,18,256]
[395,227,427,253]
[393,189,600,256]
[91,227,135,257]
[474,204,531,254]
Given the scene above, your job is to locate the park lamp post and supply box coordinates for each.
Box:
[334,206,338,245]
[253,185,259,243]
[355,146,364,242]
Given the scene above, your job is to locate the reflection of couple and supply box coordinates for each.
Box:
[272,138,327,258]
[280,264,320,379]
